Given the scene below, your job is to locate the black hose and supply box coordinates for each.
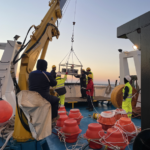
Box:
[82,143,89,150]
[13,25,34,64]
[13,23,59,65]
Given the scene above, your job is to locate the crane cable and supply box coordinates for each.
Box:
[65,0,80,91]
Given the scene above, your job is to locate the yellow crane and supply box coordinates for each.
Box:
[11,0,67,142]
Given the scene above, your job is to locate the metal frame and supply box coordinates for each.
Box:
[59,49,83,75]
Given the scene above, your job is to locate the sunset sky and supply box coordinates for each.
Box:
[0,0,150,84]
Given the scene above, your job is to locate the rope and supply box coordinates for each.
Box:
[0,117,15,150]
[73,51,82,66]
[105,80,112,95]
[115,120,138,138]
[54,128,85,150]
[59,51,70,65]
[66,50,72,64]
[87,90,100,114]
[98,126,129,150]
[105,84,111,95]
[59,0,82,93]
[53,123,137,150]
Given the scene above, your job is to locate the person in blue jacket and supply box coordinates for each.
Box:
[29,59,59,121]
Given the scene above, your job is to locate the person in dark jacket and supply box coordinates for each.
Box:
[74,69,86,98]
[86,74,94,111]
[51,65,56,79]
[29,59,59,120]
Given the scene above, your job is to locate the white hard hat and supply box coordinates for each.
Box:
[125,75,131,82]
[57,72,61,76]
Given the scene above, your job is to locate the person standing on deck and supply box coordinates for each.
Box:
[122,75,133,119]
[85,67,93,85]
[74,69,87,99]
[86,74,94,111]
[51,65,57,79]
[55,72,68,106]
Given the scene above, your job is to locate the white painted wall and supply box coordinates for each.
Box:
[119,50,141,107]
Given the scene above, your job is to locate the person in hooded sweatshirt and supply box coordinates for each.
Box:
[122,75,132,119]
[29,59,59,121]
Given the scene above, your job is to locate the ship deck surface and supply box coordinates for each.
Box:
[0,103,141,150]
[65,96,110,103]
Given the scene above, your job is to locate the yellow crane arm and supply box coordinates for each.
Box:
[18,0,63,90]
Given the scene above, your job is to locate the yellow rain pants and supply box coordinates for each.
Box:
[122,82,132,119]
[59,95,65,105]
[122,99,132,119]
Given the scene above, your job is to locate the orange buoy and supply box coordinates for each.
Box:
[68,109,83,125]
[56,115,68,128]
[58,106,67,112]
[111,85,139,108]
[84,123,105,149]
[98,111,116,131]
[102,127,129,150]
[115,109,128,120]
[61,119,82,143]
[115,117,137,142]
[0,100,13,125]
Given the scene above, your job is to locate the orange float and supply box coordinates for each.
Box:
[68,109,83,125]
[0,100,13,126]
[56,115,68,128]
[102,127,129,150]
[115,109,128,120]
[61,119,82,143]
[115,117,137,142]
[98,111,116,131]
[58,106,67,113]
[84,123,105,149]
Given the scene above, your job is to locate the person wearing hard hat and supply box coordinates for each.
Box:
[74,69,86,99]
[86,74,94,111]
[122,75,133,119]
[51,65,56,79]
[55,72,68,106]
[85,67,93,85]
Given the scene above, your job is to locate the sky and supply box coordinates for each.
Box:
[0,0,150,84]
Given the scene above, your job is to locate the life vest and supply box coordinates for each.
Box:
[55,75,67,96]
[86,71,93,85]
[122,82,132,101]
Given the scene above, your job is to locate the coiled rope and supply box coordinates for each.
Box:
[0,117,15,150]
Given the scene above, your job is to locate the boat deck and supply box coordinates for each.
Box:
[0,103,141,150]
[65,96,111,108]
